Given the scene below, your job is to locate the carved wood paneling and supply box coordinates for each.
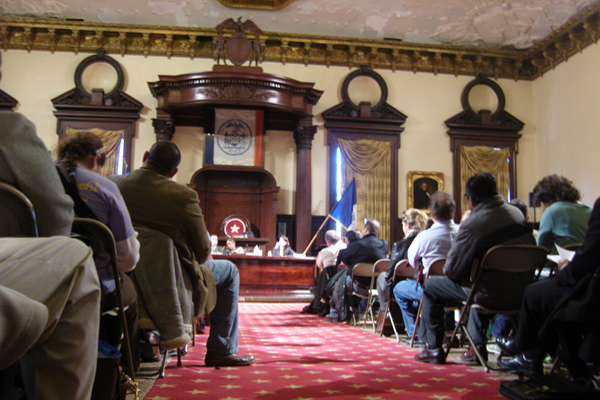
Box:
[3,4,600,80]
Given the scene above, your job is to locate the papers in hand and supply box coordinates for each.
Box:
[547,244,576,264]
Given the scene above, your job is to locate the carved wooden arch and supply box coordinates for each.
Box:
[445,75,525,221]
[52,50,143,174]
[147,65,323,252]
[322,66,407,244]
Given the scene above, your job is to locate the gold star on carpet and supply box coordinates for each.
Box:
[323,390,342,395]
[364,396,384,400]
[249,371,267,374]
[450,373,465,377]
[396,374,410,378]
[191,370,211,374]
[341,375,354,379]
[450,388,469,392]
[388,389,406,393]
[221,384,241,389]
[314,379,331,383]
[352,384,367,389]
[373,378,389,382]
[147,397,170,400]
[193,379,209,383]
[305,371,321,374]
[255,390,275,395]
[412,370,428,373]
[430,377,447,381]
[331,367,344,371]
[412,383,429,388]
[286,384,305,389]
[253,379,271,383]
[224,375,240,379]
[187,390,207,395]
[291,397,314,400]
[281,375,298,379]
[471,382,488,387]
[382,367,395,371]
[430,395,452,400]
[359,370,375,374]
[219,397,242,400]
[158,384,176,388]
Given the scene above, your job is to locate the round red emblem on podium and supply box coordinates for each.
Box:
[223,217,247,237]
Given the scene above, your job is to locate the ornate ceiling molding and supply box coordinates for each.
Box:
[1,3,600,81]
[217,0,297,10]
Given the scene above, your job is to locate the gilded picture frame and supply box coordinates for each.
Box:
[407,171,445,213]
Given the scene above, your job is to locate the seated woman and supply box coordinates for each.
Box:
[376,208,428,305]
[223,237,245,255]
[56,131,141,368]
[273,235,294,256]
[533,174,592,253]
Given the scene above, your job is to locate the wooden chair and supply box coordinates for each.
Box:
[72,218,136,381]
[0,182,38,237]
[378,259,415,342]
[410,257,448,347]
[444,244,548,372]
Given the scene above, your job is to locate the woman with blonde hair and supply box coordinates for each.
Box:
[376,208,429,305]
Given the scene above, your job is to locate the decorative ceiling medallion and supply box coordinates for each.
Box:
[217,0,296,10]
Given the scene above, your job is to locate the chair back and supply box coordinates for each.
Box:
[426,257,446,277]
[351,263,375,279]
[470,244,548,311]
[71,218,135,381]
[393,259,414,279]
[373,259,390,275]
[0,182,38,237]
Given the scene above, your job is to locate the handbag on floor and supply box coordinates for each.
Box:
[499,374,600,400]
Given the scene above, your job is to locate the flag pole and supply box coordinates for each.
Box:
[302,214,349,255]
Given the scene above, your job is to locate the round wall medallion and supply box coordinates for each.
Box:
[341,66,388,112]
[75,50,125,99]
[460,76,505,119]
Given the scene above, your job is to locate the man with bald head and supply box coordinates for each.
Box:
[111,141,254,367]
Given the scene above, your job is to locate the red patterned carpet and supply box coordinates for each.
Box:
[144,303,505,400]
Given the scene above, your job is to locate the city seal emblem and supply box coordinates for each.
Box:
[216,119,253,156]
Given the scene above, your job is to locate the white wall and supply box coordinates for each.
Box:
[3,49,543,233]
[533,42,600,208]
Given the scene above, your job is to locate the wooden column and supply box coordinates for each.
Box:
[294,124,317,253]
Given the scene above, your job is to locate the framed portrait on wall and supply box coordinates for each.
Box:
[407,171,444,212]
[204,108,264,167]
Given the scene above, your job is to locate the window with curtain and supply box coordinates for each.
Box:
[337,138,392,243]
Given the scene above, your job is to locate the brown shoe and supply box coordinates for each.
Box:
[414,347,446,364]
[205,352,255,367]
[458,345,488,364]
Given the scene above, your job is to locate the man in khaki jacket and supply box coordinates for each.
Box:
[112,141,254,367]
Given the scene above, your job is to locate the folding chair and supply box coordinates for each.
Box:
[72,218,136,381]
[444,244,548,372]
[378,259,414,341]
[410,257,447,347]
[349,260,389,331]
[0,182,38,237]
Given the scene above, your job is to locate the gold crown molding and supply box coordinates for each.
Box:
[217,0,297,11]
[1,7,599,81]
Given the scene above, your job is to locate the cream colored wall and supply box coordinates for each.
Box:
[3,49,539,232]
[533,43,600,208]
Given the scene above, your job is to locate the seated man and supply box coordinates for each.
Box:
[329,219,388,322]
[302,230,346,315]
[111,141,254,367]
[223,238,245,255]
[498,197,600,378]
[211,234,223,254]
[0,236,101,400]
[415,173,535,365]
[393,192,458,345]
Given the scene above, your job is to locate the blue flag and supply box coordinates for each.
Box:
[330,178,357,230]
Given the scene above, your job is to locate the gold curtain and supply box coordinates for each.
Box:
[338,138,391,243]
[460,145,510,211]
[66,127,124,177]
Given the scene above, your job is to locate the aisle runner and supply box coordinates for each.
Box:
[145,303,504,399]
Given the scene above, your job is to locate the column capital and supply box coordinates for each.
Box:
[152,118,175,141]
[293,125,317,150]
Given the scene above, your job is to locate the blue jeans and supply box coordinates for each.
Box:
[393,279,422,337]
[204,259,240,355]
